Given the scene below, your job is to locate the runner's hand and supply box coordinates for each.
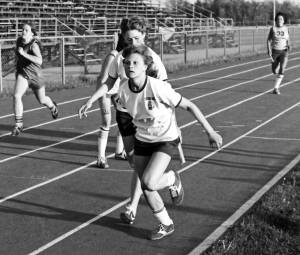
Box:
[78,101,92,119]
[207,131,223,149]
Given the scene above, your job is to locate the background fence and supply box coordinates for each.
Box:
[1,26,300,93]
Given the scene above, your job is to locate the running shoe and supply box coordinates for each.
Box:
[115,150,127,160]
[148,223,174,240]
[11,124,23,136]
[273,88,280,95]
[96,158,109,169]
[120,207,135,224]
[169,171,184,206]
[51,101,59,119]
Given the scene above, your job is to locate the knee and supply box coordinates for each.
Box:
[141,177,157,191]
[13,93,22,102]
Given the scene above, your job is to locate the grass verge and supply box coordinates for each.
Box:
[203,164,300,255]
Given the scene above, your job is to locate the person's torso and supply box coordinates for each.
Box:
[271,26,289,50]
[16,37,41,78]
[118,77,180,142]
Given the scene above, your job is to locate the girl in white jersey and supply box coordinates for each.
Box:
[267,12,290,95]
[79,17,171,226]
[118,45,222,240]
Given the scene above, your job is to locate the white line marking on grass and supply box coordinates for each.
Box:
[188,152,300,255]
[27,101,300,255]
[245,135,300,141]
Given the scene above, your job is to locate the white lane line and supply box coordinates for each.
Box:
[175,56,300,91]
[0,96,90,120]
[216,125,245,128]
[85,168,133,172]
[27,101,300,255]
[167,51,300,82]
[179,76,300,130]
[245,135,300,141]
[1,57,299,143]
[0,108,99,139]
[188,152,300,255]
[188,63,300,100]
[0,128,100,164]
[27,199,131,255]
[1,71,299,166]
[2,53,300,120]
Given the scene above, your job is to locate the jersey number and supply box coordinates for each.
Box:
[277,31,285,36]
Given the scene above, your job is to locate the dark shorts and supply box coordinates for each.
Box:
[16,72,43,90]
[116,110,136,137]
[134,137,180,157]
[272,49,288,62]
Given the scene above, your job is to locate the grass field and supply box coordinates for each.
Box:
[203,164,300,255]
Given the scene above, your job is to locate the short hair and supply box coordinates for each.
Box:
[275,12,286,23]
[121,16,147,35]
[122,45,158,77]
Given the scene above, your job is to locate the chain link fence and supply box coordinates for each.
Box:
[1,26,300,93]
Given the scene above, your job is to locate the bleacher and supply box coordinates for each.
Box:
[0,0,233,39]
[0,0,234,77]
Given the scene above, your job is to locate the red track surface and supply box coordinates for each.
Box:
[0,53,299,255]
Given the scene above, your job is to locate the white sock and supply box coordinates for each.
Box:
[274,74,283,89]
[115,132,124,154]
[153,207,173,226]
[98,127,109,159]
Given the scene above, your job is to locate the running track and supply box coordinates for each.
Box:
[0,52,300,255]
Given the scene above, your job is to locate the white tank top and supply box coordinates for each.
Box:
[270,26,289,50]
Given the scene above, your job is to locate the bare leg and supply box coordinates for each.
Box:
[134,153,175,240]
[119,135,143,224]
[33,86,55,108]
[13,75,29,122]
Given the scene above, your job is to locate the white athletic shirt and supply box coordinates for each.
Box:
[118,76,182,143]
[269,26,289,51]
[106,50,120,95]
[108,47,168,112]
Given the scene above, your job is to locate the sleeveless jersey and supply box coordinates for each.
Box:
[269,26,289,51]
[16,37,42,81]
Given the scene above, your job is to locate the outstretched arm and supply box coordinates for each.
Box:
[178,97,222,149]
[78,76,116,118]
